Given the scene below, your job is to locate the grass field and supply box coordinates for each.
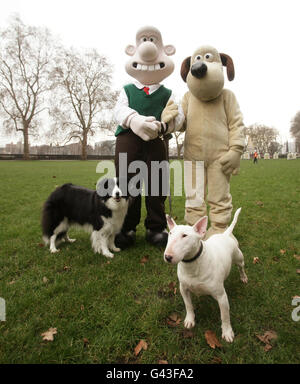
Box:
[0,159,299,364]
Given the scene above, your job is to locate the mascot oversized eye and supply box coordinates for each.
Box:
[195,55,202,61]
[205,53,213,61]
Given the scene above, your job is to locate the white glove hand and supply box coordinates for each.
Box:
[129,114,160,141]
[219,150,241,175]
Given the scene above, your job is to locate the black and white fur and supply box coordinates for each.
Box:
[42,177,129,258]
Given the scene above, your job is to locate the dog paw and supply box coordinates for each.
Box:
[67,238,76,243]
[184,316,195,329]
[222,327,234,343]
[111,246,121,252]
[103,252,114,259]
[241,275,248,284]
[50,248,60,254]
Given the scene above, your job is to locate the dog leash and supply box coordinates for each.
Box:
[161,123,173,217]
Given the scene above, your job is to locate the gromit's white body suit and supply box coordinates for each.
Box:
[179,46,245,237]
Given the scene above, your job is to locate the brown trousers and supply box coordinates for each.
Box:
[115,130,168,232]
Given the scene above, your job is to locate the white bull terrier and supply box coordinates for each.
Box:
[164,208,248,342]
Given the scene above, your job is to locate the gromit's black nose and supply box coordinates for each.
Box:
[115,191,120,198]
[165,255,173,263]
[191,62,207,79]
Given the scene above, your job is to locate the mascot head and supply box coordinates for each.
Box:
[181,45,235,101]
[125,26,176,85]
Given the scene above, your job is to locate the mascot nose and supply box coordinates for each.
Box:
[139,41,158,62]
[191,62,207,79]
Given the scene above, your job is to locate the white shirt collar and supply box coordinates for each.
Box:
[133,80,162,95]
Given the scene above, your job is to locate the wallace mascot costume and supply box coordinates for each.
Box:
[114,26,184,249]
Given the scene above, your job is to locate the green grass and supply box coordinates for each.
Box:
[0,159,299,364]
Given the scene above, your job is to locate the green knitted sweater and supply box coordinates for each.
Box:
[115,84,172,136]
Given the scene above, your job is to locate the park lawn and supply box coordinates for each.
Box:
[0,159,299,364]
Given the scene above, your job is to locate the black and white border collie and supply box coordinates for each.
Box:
[42,177,129,258]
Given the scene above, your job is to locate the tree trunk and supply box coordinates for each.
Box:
[23,122,30,160]
[81,131,87,160]
[176,143,180,159]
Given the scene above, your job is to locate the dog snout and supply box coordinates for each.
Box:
[115,191,120,198]
[164,254,173,263]
[191,62,207,79]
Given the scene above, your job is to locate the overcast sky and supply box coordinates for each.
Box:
[1,0,299,145]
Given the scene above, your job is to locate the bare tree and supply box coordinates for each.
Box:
[244,123,279,154]
[50,48,116,160]
[290,111,300,152]
[0,15,55,159]
[173,131,184,158]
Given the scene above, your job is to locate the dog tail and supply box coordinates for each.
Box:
[224,208,242,236]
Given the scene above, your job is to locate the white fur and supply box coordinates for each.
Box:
[91,197,128,258]
[164,208,247,342]
[49,218,69,253]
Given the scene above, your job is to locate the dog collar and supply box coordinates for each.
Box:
[182,242,203,263]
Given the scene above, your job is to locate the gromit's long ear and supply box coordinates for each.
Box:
[180,56,191,82]
[220,53,235,81]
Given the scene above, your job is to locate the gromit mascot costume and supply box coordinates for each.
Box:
[180,46,245,238]
[114,26,184,249]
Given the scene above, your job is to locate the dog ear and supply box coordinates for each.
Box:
[220,53,235,81]
[193,216,208,237]
[166,214,176,230]
[180,56,191,82]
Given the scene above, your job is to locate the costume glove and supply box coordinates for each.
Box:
[219,149,241,176]
[129,114,159,141]
[161,100,179,123]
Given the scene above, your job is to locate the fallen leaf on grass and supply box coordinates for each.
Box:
[8,280,15,285]
[168,282,177,295]
[41,327,57,341]
[294,255,300,261]
[63,265,71,271]
[279,249,286,255]
[182,329,194,339]
[140,255,149,265]
[83,338,89,347]
[42,277,49,284]
[253,257,260,264]
[256,201,264,207]
[37,243,44,247]
[52,175,56,178]
[158,360,168,364]
[256,330,277,352]
[296,269,300,275]
[134,339,148,356]
[80,305,85,311]
[204,330,222,349]
[263,344,273,352]
[166,313,181,327]
[211,357,222,364]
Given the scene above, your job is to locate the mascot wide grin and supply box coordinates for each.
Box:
[114,26,184,249]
